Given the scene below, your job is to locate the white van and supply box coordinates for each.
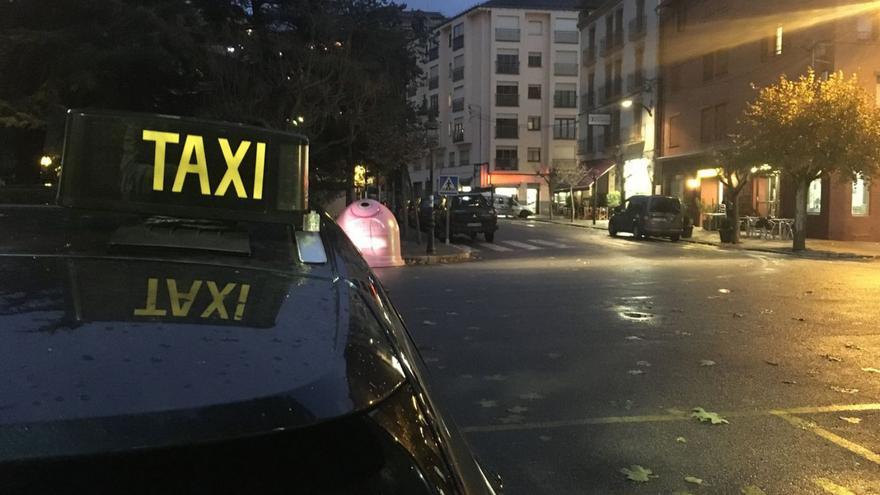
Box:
[492,196,533,218]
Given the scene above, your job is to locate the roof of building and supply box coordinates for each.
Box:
[438,0,598,29]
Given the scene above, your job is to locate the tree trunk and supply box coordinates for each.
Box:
[548,177,554,220]
[570,186,575,223]
[793,180,807,251]
[726,185,741,244]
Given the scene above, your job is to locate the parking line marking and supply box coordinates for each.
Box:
[476,242,513,252]
[501,240,542,250]
[813,478,857,495]
[773,412,880,466]
[528,239,570,248]
[461,403,880,434]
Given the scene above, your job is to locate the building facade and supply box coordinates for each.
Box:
[656,0,880,240]
[578,0,661,203]
[407,0,585,214]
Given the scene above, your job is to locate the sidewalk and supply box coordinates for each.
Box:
[399,226,472,265]
[531,215,880,260]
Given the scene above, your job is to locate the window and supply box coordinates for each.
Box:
[495,147,518,170]
[429,94,439,116]
[807,178,822,214]
[715,50,729,76]
[775,26,783,55]
[857,16,877,41]
[496,83,518,107]
[528,147,541,162]
[554,50,578,76]
[554,118,576,139]
[459,147,470,166]
[496,16,520,42]
[612,58,622,94]
[528,116,541,130]
[852,176,870,216]
[714,103,727,140]
[496,49,519,74]
[496,114,518,139]
[448,151,455,167]
[528,84,541,99]
[528,52,542,67]
[700,107,713,143]
[452,23,464,50]
[668,115,680,148]
[528,20,542,35]
[554,83,577,108]
[554,18,578,43]
[452,55,464,81]
[428,65,439,90]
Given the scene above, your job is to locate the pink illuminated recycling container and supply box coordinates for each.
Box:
[337,199,405,267]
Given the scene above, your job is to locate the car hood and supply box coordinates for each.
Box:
[0,256,404,462]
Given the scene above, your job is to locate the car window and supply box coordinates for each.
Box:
[451,195,487,207]
[649,197,682,213]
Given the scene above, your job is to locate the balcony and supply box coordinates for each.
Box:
[452,129,465,142]
[495,28,521,42]
[554,30,579,44]
[426,46,439,61]
[452,66,464,82]
[496,93,520,107]
[627,72,645,92]
[496,60,520,74]
[599,33,624,57]
[495,157,519,170]
[428,76,439,90]
[552,158,577,169]
[628,16,647,42]
[452,97,465,113]
[554,91,578,108]
[452,35,464,51]
[496,122,518,139]
[582,47,596,66]
[553,126,577,140]
[581,90,594,108]
[598,84,610,104]
[554,62,578,76]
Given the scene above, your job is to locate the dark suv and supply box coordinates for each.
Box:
[435,193,498,242]
[609,195,684,242]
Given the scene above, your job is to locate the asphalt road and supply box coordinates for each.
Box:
[376,219,880,495]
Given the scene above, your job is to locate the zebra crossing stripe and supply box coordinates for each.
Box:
[528,239,570,248]
[501,240,542,250]
[476,242,513,252]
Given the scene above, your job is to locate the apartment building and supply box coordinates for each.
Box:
[578,0,661,202]
[407,0,586,214]
[657,0,880,241]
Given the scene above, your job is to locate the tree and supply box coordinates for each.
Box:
[709,133,762,243]
[540,164,587,223]
[740,70,880,250]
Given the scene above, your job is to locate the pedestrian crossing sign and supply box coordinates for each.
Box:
[438,175,459,195]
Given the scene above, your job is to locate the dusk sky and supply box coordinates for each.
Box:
[400,0,480,16]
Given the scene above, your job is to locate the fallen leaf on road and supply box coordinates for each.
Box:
[477,399,498,408]
[840,416,862,424]
[764,360,780,366]
[845,342,863,351]
[619,465,657,483]
[804,290,814,295]
[675,436,687,443]
[792,317,806,322]
[718,289,731,294]
[741,485,767,495]
[823,354,843,362]
[782,380,797,385]
[497,414,524,424]
[691,407,729,425]
[507,405,528,414]
[733,312,745,318]
[519,392,544,400]
[684,476,704,485]
[700,360,717,367]
[830,386,859,394]
[760,308,774,315]
[675,330,693,336]
[636,360,651,367]
[421,320,437,326]
[861,367,880,374]
[627,369,646,375]
[625,335,643,341]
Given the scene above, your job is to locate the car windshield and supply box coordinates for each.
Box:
[649,197,681,213]
[451,195,487,208]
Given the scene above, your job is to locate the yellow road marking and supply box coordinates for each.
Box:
[461,403,880,434]
[813,477,858,495]
[773,412,880,466]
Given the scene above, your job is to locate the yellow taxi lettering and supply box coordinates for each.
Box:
[201,281,236,319]
[133,278,168,316]
[172,134,211,195]
[234,284,251,321]
[215,138,251,198]
[166,279,203,317]
[253,142,266,200]
[142,130,180,191]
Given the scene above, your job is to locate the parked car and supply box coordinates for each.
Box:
[492,196,532,218]
[609,195,684,242]
[407,196,440,231]
[0,110,500,495]
[435,193,498,242]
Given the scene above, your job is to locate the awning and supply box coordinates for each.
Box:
[553,159,615,192]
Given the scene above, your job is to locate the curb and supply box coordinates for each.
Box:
[531,218,877,261]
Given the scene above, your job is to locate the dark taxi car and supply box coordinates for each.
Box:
[608,195,684,242]
[0,111,499,494]
[435,193,498,243]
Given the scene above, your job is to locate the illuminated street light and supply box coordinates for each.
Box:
[621,99,634,109]
[686,178,701,190]
[297,116,305,123]
[39,156,52,167]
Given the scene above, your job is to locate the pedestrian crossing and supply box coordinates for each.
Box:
[461,238,572,253]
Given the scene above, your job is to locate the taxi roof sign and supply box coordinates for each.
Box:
[59,110,309,223]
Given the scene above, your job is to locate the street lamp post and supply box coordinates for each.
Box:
[426,120,439,255]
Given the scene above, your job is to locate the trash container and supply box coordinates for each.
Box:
[337,199,405,267]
